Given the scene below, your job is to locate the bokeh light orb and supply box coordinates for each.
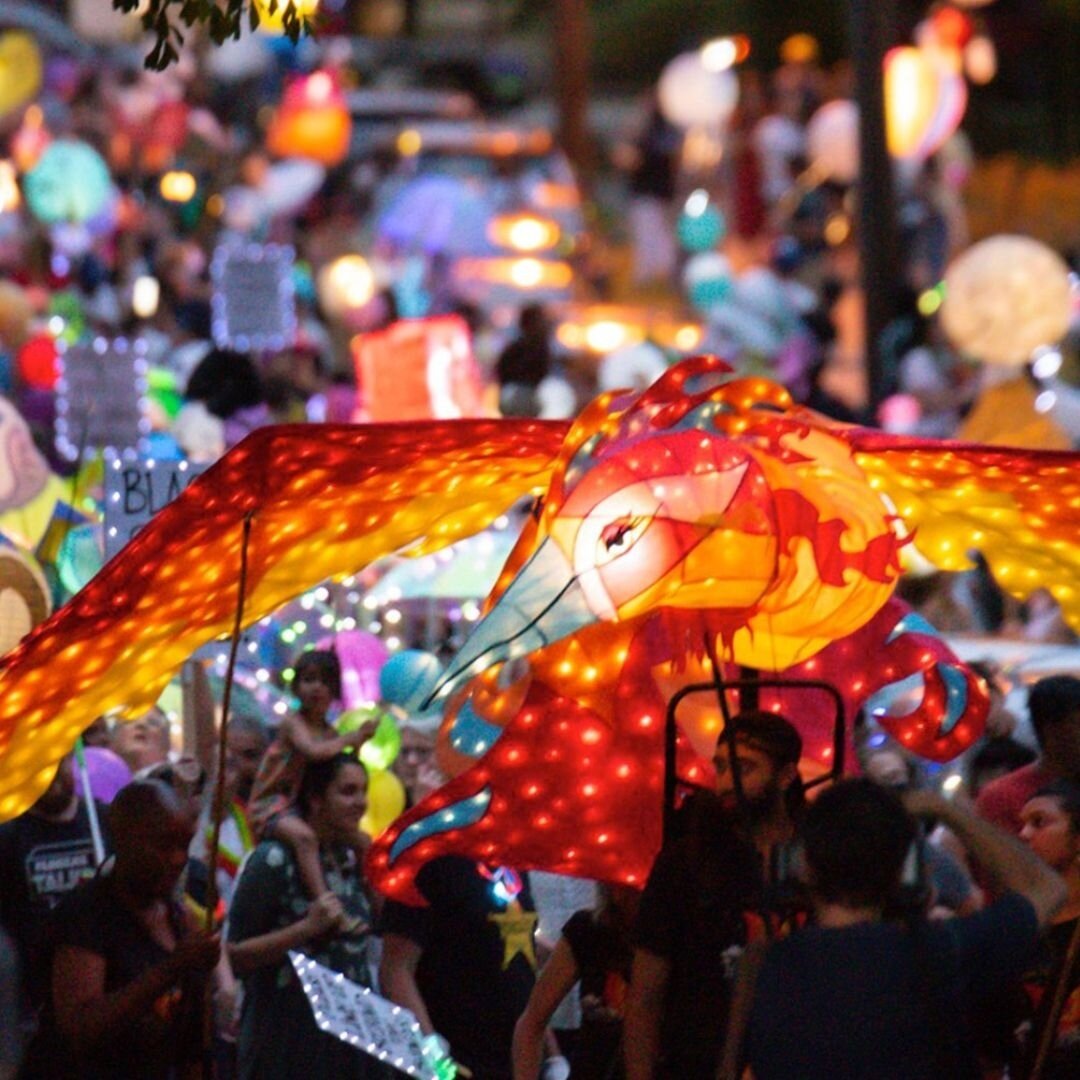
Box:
[941,235,1073,366]
[316,255,376,319]
[658,51,739,129]
[806,100,859,184]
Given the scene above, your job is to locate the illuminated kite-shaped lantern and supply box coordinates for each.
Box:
[0,358,1078,902]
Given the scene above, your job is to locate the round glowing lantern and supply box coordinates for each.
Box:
[657,51,739,130]
[316,255,376,319]
[941,235,1073,366]
[0,31,42,120]
[24,140,112,225]
[885,47,967,162]
[806,100,859,184]
[266,70,351,168]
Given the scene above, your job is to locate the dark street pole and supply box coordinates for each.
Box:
[850,0,902,412]
[552,0,594,190]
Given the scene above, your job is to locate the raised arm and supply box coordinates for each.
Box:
[904,790,1067,928]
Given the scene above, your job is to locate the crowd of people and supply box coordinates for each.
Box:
[1,649,1080,1079]
[1,13,1080,1080]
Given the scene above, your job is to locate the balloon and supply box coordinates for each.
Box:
[683,252,733,313]
[360,767,406,838]
[333,629,389,709]
[0,32,42,120]
[15,334,58,390]
[379,650,445,715]
[23,140,112,225]
[73,746,131,803]
[806,100,859,184]
[657,51,739,129]
[337,706,401,771]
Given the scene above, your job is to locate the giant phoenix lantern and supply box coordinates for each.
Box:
[0,358,1078,901]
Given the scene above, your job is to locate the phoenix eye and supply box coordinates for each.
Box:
[601,516,645,552]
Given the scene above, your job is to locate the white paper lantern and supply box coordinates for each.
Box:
[806,100,860,184]
[657,52,739,130]
[941,235,1073,366]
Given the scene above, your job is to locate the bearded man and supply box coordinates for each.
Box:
[623,710,803,1080]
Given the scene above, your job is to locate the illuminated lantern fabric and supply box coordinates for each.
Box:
[940,235,1073,365]
[23,140,112,225]
[1,356,1078,839]
[351,315,486,422]
[885,47,967,162]
[0,420,567,817]
[368,595,988,903]
[266,70,351,168]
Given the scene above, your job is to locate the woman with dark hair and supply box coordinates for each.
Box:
[227,754,383,1080]
[247,650,377,913]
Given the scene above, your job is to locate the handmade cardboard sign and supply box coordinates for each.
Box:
[103,454,208,560]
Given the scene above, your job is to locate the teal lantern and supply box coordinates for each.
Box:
[677,193,726,253]
[24,140,112,225]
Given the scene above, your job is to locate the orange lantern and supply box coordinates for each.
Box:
[885,46,967,161]
[266,70,351,168]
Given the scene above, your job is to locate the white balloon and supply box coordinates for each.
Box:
[806,100,860,184]
[658,51,739,129]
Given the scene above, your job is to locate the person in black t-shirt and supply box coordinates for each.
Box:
[623,711,804,1080]
[380,855,538,1080]
[0,754,109,1025]
[513,884,638,1080]
[36,780,220,1080]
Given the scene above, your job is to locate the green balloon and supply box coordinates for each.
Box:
[337,706,401,771]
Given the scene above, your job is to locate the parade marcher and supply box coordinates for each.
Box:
[0,928,21,1080]
[736,779,1066,1080]
[227,754,385,1080]
[0,753,110,1030]
[1011,780,1080,1078]
[186,714,269,920]
[247,650,377,916]
[381,854,539,1080]
[43,780,220,1079]
[623,710,803,1080]
[513,883,638,1080]
[977,675,1080,835]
